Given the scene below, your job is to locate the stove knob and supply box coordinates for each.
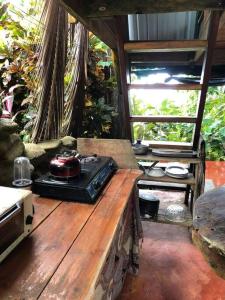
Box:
[93,181,101,190]
[109,162,115,169]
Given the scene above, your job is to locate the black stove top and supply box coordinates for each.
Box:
[32,156,117,204]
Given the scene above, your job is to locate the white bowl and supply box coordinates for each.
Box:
[146,167,165,177]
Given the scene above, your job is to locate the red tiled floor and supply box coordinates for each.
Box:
[119,162,225,300]
[119,222,225,300]
[206,161,225,187]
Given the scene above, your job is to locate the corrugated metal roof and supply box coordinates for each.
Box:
[128,12,198,41]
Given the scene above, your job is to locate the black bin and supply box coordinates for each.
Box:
[139,189,160,220]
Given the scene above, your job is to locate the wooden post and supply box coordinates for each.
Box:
[115,16,132,140]
[193,11,221,149]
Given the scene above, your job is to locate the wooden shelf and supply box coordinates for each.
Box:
[128,83,202,90]
[147,141,193,150]
[139,173,195,185]
[130,115,197,123]
[136,153,201,164]
[124,40,208,53]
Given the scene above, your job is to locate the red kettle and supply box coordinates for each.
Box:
[49,150,81,178]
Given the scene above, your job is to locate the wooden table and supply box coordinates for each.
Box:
[0,169,141,300]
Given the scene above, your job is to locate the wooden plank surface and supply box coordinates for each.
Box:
[139,173,195,185]
[60,2,117,50]
[39,170,141,300]
[0,201,96,299]
[136,153,200,163]
[146,141,193,150]
[0,170,135,299]
[130,115,197,123]
[124,40,207,53]
[61,0,225,18]
[128,83,202,90]
[77,138,138,169]
[32,196,62,230]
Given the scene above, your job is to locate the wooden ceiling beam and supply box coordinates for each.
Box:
[124,40,208,53]
[60,0,117,49]
[61,0,225,18]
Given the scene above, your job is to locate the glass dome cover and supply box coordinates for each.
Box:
[13,156,32,187]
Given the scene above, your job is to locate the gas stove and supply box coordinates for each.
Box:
[32,156,117,204]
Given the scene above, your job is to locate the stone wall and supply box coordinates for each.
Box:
[0,118,77,187]
[0,119,25,186]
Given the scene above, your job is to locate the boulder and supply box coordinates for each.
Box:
[24,143,46,160]
[24,143,48,174]
[61,136,77,148]
[192,186,225,279]
[0,119,18,138]
[0,160,13,186]
[0,137,10,156]
[38,139,62,151]
[1,134,24,161]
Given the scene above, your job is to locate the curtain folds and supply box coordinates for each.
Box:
[32,0,67,142]
[62,23,88,136]
[31,0,88,142]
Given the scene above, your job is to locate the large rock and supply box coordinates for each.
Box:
[0,119,18,138]
[38,139,62,151]
[192,186,225,279]
[1,134,24,161]
[0,160,13,186]
[0,137,10,156]
[60,136,77,148]
[24,143,46,160]
[38,139,63,160]
[24,143,48,173]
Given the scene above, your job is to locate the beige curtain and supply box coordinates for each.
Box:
[32,0,68,142]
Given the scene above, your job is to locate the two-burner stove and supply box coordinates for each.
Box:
[32,156,117,204]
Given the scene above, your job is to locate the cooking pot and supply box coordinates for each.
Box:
[132,140,149,155]
[49,150,81,178]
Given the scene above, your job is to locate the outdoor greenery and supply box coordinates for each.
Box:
[81,33,118,138]
[0,0,41,139]
[131,86,225,160]
[201,87,225,160]
[131,92,195,143]
[0,1,117,140]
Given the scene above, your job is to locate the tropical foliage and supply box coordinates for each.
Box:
[0,1,117,141]
[131,87,225,160]
[0,0,41,139]
[201,87,225,160]
[81,33,118,138]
